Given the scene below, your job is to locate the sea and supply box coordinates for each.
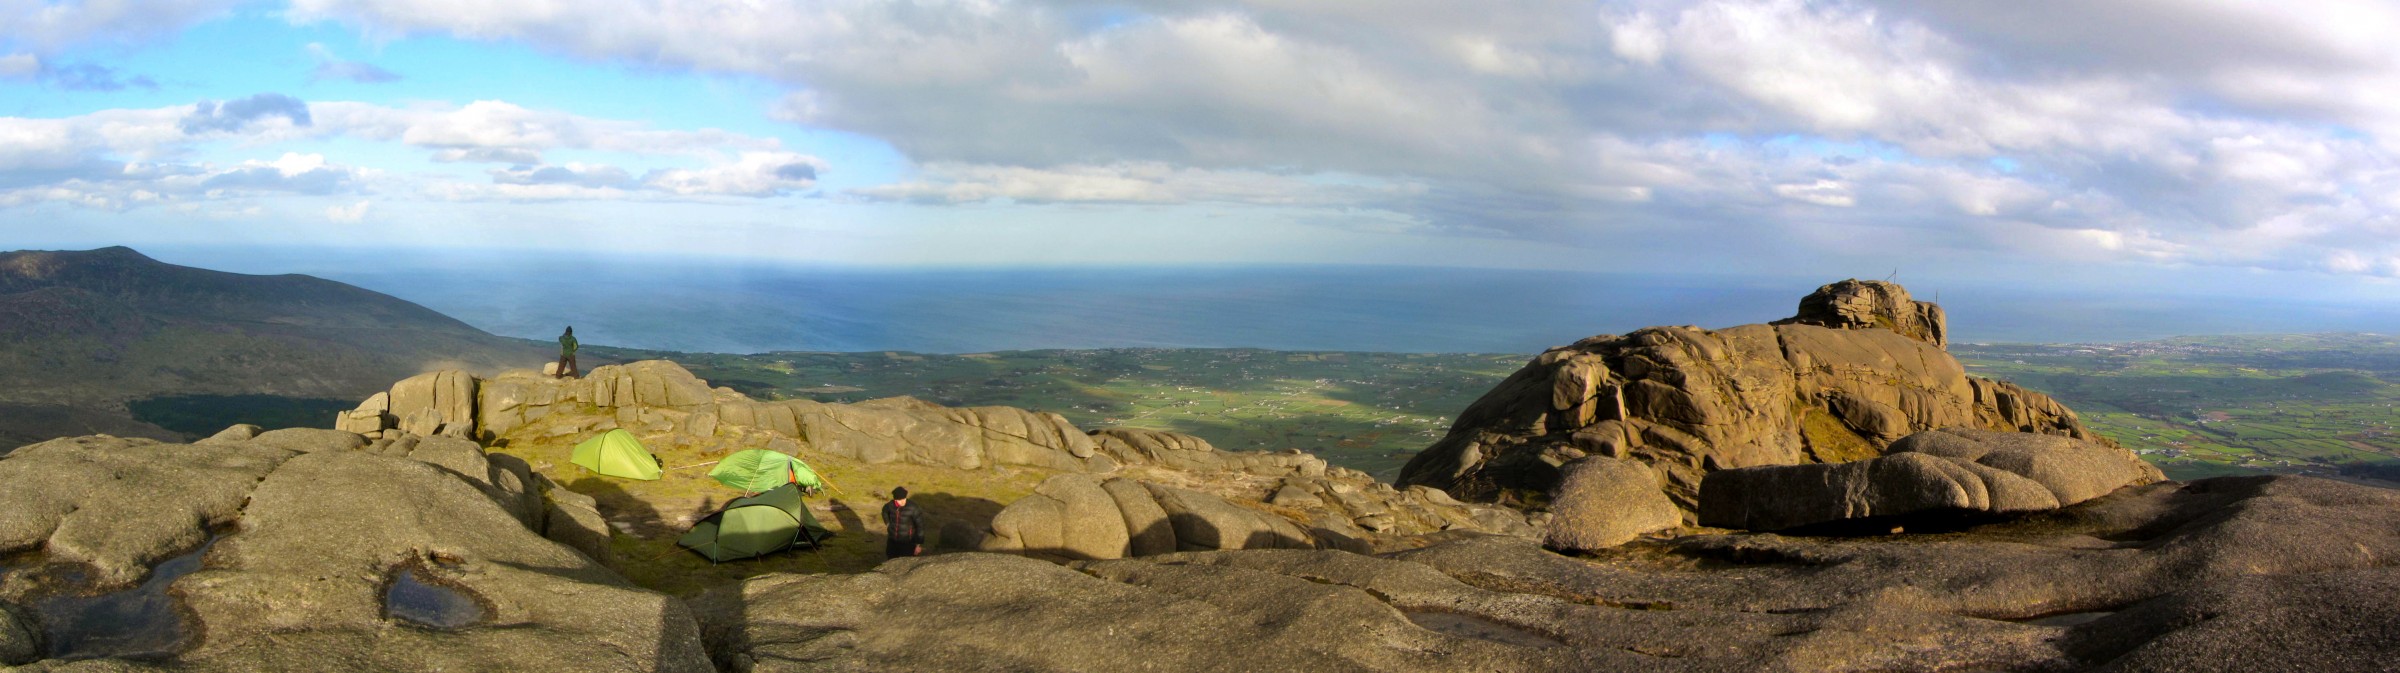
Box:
[258,258,2400,355]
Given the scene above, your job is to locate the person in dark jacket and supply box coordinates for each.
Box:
[881,486,924,557]
[556,326,579,378]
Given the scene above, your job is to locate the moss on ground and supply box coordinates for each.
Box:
[490,424,1050,597]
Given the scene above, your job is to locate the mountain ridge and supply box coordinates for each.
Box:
[0,246,549,450]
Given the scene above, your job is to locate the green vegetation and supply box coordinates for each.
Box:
[487,422,1044,593]
[1955,333,2400,480]
[589,346,1527,479]
[594,333,2400,485]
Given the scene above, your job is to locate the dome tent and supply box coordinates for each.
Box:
[676,483,833,562]
[569,429,663,480]
[707,449,823,493]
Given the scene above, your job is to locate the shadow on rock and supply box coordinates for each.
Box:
[565,477,665,539]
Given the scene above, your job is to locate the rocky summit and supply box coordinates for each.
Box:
[4,279,2398,672]
[1398,279,2093,513]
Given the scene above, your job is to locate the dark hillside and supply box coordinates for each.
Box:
[0,246,550,449]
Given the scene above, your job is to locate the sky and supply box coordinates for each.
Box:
[4,0,2400,303]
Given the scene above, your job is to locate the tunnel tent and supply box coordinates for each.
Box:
[676,483,833,563]
[569,429,663,480]
[708,449,823,494]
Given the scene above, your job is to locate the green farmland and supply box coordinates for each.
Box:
[586,333,2400,483]
[1955,333,2400,480]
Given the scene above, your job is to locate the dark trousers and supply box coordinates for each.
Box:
[557,353,578,377]
[886,537,920,557]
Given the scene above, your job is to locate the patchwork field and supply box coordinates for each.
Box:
[1954,333,2400,480]
[599,333,2400,484]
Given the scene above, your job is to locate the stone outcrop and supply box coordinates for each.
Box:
[1543,456,1680,550]
[1774,279,1947,347]
[985,475,1133,560]
[1892,427,2164,503]
[535,472,616,569]
[1698,428,2164,531]
[1398,280,2097,514]
[980,476,1315,558]
[0,431,707,671]
[1091,428,1324,478]
[695,474,2400,673]
[340,360,1122,474]
[979,467,1537,560]
[392,370,479,438]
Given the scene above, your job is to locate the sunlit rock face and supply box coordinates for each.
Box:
[1398,280,2096,515]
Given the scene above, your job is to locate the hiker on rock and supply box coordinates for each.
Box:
[882,486,924,557]
[556,326,580,378]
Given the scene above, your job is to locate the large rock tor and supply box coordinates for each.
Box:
[1773,279,1947,347]
[1397,280,2096,514]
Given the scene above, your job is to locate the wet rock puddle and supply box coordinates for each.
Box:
[28,533,222,660]
[383,557,485,630]
[1404,611,1566,648]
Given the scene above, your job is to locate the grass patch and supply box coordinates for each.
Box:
[491,424,1048,596]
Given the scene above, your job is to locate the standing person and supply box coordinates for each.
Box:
[556,326,579,378]
[881,486,924,558]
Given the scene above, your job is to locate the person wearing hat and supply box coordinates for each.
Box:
[881,486,924,557]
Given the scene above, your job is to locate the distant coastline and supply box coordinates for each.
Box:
[129,247,2400,355]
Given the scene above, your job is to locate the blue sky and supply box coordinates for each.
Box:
[7,0,2400,303]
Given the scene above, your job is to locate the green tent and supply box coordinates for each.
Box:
[570,429,663,480]
[676,483,833,563]
[707,449,823,493]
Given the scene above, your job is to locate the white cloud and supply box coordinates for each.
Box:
[1772,179,1855,208]
[0,96,827,209]
[641,151,823,197]
[491,162,635,189]
[327,199,369,222]
[306,42,400,83]
[1,0,240,54]
[318,100,785,165]
[0,52,34,78]
[848,162,1414,207]
[10,0,2399,278]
